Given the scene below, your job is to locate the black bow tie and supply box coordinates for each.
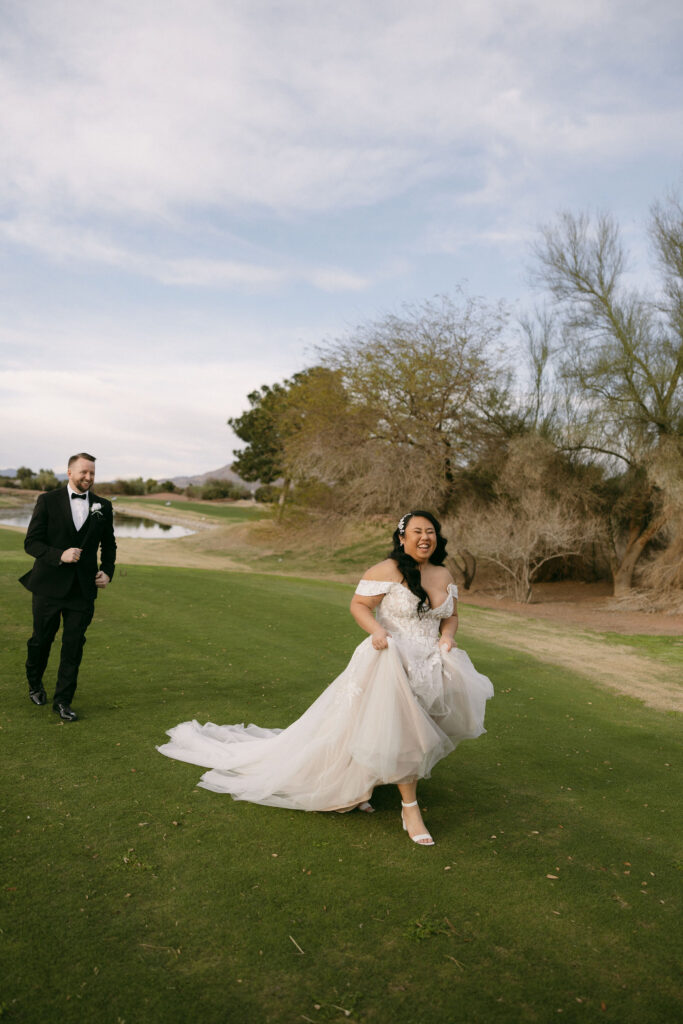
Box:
[71,493,87,500]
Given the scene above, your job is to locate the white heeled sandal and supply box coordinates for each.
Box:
[401,800,435,846]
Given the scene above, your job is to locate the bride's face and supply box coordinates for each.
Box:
[401,516,437,563]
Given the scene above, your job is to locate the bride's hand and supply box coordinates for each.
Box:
[439,637,456,652]
[371,629,391,650]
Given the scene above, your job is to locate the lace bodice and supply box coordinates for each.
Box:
[355,581,458,641]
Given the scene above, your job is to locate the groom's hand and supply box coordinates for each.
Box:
[95,571,110,589]
[61,547,82,563]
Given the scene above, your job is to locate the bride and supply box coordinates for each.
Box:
[157,510,493,846]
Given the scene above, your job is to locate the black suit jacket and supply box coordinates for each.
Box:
[19,487,117,602]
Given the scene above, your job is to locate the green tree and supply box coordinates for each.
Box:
[14,466,60,490]
[33,468,60,491]
[228,369,332,514]
[229,384,289,486]
[111,477,146,495]
[200,479,251,500]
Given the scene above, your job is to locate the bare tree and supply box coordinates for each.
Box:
[532,197,683,594]
[290,293,513,515]
[638,436,683,595]
[446,435,603,602]
[454,494,591,602]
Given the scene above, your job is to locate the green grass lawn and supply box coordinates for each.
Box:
[599,631,683,667]
[1,528,680,1024]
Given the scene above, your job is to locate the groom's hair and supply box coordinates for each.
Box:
[68,452,97,466]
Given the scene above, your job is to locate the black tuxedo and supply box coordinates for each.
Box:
[20,487,116,707]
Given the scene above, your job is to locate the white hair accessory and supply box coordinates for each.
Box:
[397,513,412,535]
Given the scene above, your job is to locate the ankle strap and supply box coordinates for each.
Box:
[401,800,418,807]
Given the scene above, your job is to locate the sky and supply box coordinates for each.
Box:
[1,0,681,481]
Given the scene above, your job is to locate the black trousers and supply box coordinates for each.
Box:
[26,593,95,707]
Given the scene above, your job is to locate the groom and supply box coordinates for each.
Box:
[19,452,117,721]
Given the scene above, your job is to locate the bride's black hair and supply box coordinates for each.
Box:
[389,510,448,616]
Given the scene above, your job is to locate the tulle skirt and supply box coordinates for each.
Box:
[157,636,493,812]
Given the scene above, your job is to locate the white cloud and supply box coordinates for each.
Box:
[0,357,299,479]
[0,214,372,292]
[2,0,679,227]
[0,0,680,477]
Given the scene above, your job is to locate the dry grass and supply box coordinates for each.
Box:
[460,608,682,713]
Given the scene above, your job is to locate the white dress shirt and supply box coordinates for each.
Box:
[67,483,90,530]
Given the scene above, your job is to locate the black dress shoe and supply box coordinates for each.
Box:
[53,703,78,722]
[29,688,47,706]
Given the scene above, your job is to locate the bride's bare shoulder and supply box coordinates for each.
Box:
[426,564,454,585]
[362,558,402,582]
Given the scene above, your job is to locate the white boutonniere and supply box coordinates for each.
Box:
[90,503,103,517]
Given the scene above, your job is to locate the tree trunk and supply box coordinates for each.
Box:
[514,562,532,603]
[276,477,291,522]
[610,514,668,596]
[450,550,476,590]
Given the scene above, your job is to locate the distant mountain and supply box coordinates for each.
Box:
[167,464,257,492]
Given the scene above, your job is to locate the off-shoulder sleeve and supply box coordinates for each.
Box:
[354,580,394,596]
[448,583,459,600]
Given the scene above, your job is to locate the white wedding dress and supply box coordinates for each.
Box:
[157,581,493,811]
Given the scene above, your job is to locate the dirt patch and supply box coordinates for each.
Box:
[459,580,683,637]
[458,606,682,713]
[115,536,247,571]
[115,525,254,572]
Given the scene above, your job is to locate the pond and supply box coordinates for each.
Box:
[0,506,195,539]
